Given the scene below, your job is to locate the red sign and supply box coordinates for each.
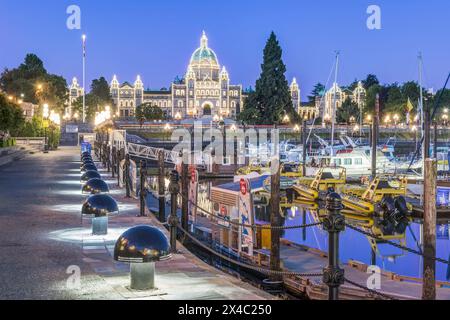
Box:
[240,178,247,195]
[190,165,197,183]
[220,206,227,216]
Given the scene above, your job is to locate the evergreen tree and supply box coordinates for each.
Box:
[308,82,325,103]
[242,32,299,125]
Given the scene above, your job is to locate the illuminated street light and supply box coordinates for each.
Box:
[393,114,399,125]
[293,124,300,132]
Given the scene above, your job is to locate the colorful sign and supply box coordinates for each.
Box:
[238,178,254,256]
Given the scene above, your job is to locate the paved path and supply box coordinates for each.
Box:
[0,146,273,300]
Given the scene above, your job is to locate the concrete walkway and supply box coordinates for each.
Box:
[0,146,273,300]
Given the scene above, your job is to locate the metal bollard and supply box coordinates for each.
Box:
[139,160,147,217]
[322,192,345,300]
[168,170,180,253]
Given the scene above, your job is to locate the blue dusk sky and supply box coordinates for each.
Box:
[0,0,449,98]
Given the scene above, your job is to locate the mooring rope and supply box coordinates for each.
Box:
[177,191,322,230]
[346,223,450,265]
[177,225,323,277]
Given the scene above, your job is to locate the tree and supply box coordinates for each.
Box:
[0,54,68,113]
[71,77,114,122]
[242,32,299,125]
[0,93,25,136]
[362,74,379,89]
[90,77,112,103]
[336,97,359,124]
[135,103,165,123]
[308,82,325,103]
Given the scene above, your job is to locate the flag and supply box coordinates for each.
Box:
[406,97,414,113]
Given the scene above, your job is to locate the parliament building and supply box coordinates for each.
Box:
[69,32,307,120]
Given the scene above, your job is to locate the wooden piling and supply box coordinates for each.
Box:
[270,162,282,282]
[422,158,437,300]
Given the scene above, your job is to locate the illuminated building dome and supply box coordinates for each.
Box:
[190,31,219,68]
[188,31,220,81]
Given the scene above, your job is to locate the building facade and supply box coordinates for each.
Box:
[68,32,307,120]
[67,77,84,117]
[110,32,245,119]
[316,81,366,123]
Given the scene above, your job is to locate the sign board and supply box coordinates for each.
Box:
[217,204,230,227]
[238,178,254,256]
[437,224,449,240]
[65,125,79,133]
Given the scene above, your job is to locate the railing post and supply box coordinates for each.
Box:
[125,153,131,198]
[111,146,116,178]
[181,162,189,232]
[117,148,122,186]
[139,160,147,217]
[323,192,345,300]
[158,149,166,222]
[106,145,111,173]
[168,170,180,253]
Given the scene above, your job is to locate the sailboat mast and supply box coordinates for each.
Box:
[418,52,424,150]
[330,51,339,156]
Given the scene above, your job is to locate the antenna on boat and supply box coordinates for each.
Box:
[330,50,340,156]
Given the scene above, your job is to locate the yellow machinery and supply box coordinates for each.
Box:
[341,176,408,215]
[236,162,303,178]
[293,167,346,201]
[236,162,269,175]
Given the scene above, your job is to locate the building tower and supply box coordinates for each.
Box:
[134,75,144,108]
[110,75,120,113]
[290,77,300,113]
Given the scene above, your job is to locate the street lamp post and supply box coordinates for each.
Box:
[43,104,49,153]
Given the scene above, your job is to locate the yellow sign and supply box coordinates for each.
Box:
[43,119,49,128]
[406,98,414,113]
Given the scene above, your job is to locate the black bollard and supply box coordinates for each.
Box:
[322,192,345,300]
[139,160,147,217]
[168,170,180,253]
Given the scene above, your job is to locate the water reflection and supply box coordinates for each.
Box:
[284,205,450,282]
[146,177,450,282]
